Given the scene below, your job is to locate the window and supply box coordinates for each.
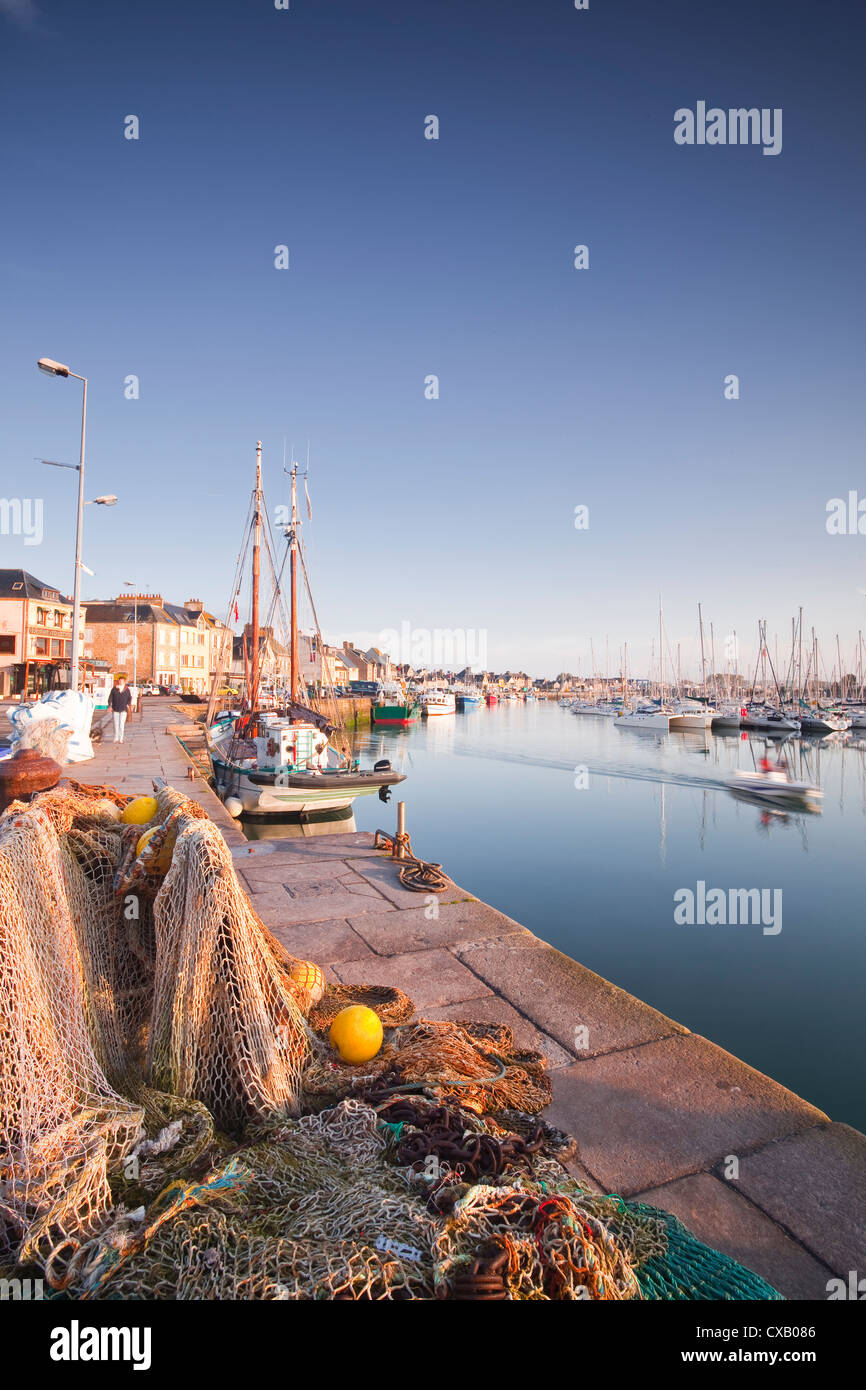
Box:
[34,637,48,656]
[84,628,93,642]
[64,641,71,657]
[54,610,63,627]
[50,640,61,657]
[0,635,14,654]
[37,608,48,626]
[11,581,23,591]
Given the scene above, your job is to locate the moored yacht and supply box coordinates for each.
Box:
[615,703,673,732]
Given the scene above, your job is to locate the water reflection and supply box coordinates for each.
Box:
[241,806,356,841]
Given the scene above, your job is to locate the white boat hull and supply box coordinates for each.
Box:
[615,712,672,731]
[421,692,456,716]
[729,770,822,810]
[669,711,714,730]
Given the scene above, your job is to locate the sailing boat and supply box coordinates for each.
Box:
[206,443,406,818]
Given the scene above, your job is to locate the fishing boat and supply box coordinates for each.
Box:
[371,682,421,727]
[485,691,499,706]
[420,690,456,717]
[206,444,406,818]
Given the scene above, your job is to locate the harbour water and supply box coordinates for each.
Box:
[334,700,866,1132]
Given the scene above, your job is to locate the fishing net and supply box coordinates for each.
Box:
[0,780,784,1301]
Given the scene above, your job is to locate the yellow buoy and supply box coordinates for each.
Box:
[135,824,177,874]
[289,960,326,1006]
[121,795,159,825]
[329,1005,383,1065]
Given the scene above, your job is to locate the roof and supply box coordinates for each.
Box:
[0,569,72,603]
[84,599,211,628]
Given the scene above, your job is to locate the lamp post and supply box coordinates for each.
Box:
[38,460,116,687]
[36,358,88,690]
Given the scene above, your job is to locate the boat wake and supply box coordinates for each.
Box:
[452,745,732,792]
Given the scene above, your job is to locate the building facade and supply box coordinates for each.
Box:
[0,569,85,698]
[83,594,230,695]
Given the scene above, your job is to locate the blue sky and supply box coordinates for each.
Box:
[1,0,864,677]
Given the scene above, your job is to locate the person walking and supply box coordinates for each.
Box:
[108,676,133,744]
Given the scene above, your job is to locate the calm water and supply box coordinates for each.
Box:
[333,700,866,1132]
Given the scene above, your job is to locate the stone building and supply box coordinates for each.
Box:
[82,593,230,695]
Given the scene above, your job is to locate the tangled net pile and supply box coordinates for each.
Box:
[0,782,783,1301]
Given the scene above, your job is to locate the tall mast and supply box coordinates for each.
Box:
[659,596,664,701]
[290,462,299,703]
[698,603,707,701]
[250,440,262,710]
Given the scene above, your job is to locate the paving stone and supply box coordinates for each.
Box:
[241,884,391,925]
[239,858,374,888]
[333,948,492,1010]
[348,900,528,956]
[421,994,573,1069]
[452,932,687,1056]
[545,1034,828,1197]
[345,857,467,909]
[264,916,374,965]
[632,1171,835,1300]
[728,1124,866,1277]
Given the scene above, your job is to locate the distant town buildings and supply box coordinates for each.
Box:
[1,568,562,701]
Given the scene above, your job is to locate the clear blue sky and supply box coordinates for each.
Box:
[1,0,864,678]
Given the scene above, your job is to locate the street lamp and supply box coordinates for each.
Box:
[36,358,87,690]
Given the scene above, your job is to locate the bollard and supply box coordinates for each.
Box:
[396,801,406,857]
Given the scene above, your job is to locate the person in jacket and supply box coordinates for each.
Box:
[108,677,133,744]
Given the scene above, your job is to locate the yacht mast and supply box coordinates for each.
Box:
[290,462,299,703]
[250,441,263,711]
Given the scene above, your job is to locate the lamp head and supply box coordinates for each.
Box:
[37,358,70,377]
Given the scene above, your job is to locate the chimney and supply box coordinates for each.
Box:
[116,592,162,605]
[185,598,204,616]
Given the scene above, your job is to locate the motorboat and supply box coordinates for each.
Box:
[728,766,823,812]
